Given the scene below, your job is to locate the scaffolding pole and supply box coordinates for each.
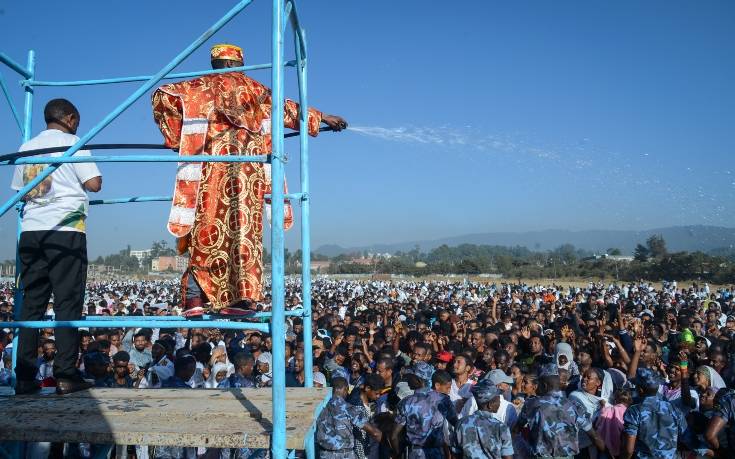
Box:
[0,1,322,457]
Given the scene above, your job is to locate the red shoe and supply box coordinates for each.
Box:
[182,307,206,318]
[217,307,254,317]
[182,298,207,318]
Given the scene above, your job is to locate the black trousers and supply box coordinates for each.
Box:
[16,230,87,381]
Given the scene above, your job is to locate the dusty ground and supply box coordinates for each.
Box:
[319,274,730,290]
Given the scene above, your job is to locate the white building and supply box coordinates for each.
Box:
[130,249,153,267]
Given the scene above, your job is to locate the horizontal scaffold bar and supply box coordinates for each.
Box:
[83,315,187,321]
[89,195,172,205]
[0,128,331,163]
[264,193,305,201]
[7,154,269,165]
[81,309,305,320]
[0,52,31,79]
[1,320,271,332]
[26,61,296,87]
[89,194,309,206]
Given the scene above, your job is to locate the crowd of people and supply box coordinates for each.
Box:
[1,278,735,458]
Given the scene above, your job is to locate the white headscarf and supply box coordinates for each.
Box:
[555,343,574,370]
[600,369,614,403]
[555,342,580,377]
[607,368,627,389]
[570,369,613,448]
[206,362,231,389]
[571,369,613,413]
[702,366,727,390]
[257,352,273,386]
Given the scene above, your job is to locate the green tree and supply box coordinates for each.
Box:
[553,244,578,265]
[646,234,668,259]
[455,259,481,274]
[607,248,622,256]
[408,245,421,262]
[311,251,329,261]
[634,244,650,262]
[151,240,175,257]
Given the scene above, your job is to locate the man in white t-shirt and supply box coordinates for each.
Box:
[10,98,102,395]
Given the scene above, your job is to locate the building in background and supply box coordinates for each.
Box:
[310,260,331,273]
[0,262,15,278]
[151,255,188,272]
[130,249,153,267]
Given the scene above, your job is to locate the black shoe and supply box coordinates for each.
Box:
[55,376,93,395]
[14,379,41,395]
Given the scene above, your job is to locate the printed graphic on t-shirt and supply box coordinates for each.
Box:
[57,204,86,231]
[22,164,53,200]
[19,163,86,232]
[12,129,101,233]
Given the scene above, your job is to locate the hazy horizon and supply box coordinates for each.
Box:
[1,1,733,260]
[2,223,733,262]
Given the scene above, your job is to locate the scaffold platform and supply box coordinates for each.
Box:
[0,387,330,450]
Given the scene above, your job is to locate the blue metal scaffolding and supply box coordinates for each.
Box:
[0,1,319,458]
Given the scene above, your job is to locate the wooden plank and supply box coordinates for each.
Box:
[0,387,330,450]
[0,394,323,418]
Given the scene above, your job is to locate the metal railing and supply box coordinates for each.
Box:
[0,1,318,458]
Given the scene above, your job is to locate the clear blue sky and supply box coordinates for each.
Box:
[1,0,733,259]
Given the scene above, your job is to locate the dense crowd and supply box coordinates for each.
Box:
[2,278,735,458]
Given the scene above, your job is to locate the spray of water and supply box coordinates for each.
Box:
[346,124,733,226]
[349,125,560,161]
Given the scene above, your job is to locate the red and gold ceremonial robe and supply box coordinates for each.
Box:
[152,72,321,308]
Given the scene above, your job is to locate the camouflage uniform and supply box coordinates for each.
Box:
[713,390,735,423]
[454,411,513,459]
[153,376,196,459]
[219,373,255,388]
[160,376,191,388]
[394,387,458,459]
[622,394,686,459]
[712,390,735,453]
[518,390,590,458]
[316,395,369,459]
[404,361,435,387]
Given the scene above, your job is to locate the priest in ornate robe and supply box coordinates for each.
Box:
[152,44,346,315]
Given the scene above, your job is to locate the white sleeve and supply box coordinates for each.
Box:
[691,389,700,411]
[11,166,24,191]
[72,149,101,184]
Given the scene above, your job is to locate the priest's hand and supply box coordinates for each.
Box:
[322,114,348,131]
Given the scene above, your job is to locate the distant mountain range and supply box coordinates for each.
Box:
[315,225,735,257]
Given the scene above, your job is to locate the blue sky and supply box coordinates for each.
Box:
[0,0,733,259]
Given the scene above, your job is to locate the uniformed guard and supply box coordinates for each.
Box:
[516,363,605,459]
[316,377,382,459]
[622,367,686,459]
[404,360,435,388]
[454,381,514,459]
[392,369,458,459]
[705,388,735,452]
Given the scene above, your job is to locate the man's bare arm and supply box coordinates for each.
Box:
[621,432,636,459]
[84,176,102,192]
[705,416,726,450]
[362,422,382,443]
[390,423,404,456]
[322,114,348,131]
[586,428,605,452]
